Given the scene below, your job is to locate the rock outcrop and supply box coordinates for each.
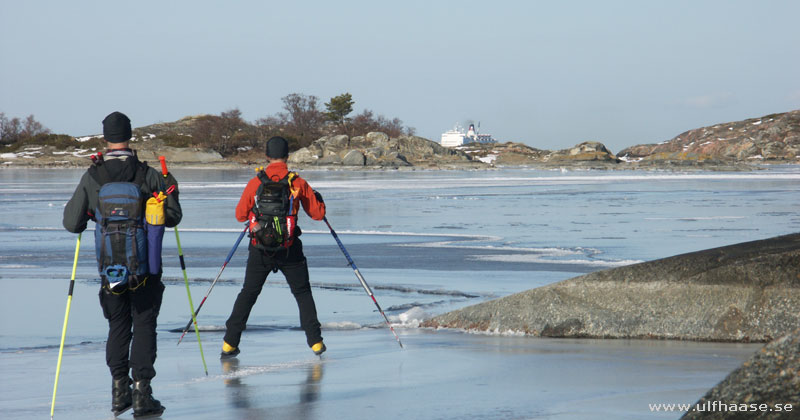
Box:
[619,110,800,164]
[135,145,225,165]
[681,328,800,419]
[288,132,476,168]
[423,233,800,342]
[457,141,621,168]
[545,141,621,163]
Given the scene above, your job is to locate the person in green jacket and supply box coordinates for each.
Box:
[63,111,181,418]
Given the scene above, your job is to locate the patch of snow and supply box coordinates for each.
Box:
[752,120,762,125]
[3,161,12,165]
[52,151,69,155]
[700,141,712,146]
[748,155,764,160]
[23,146,43,151]
[76,135,101,142]
[0,153,18,159]
[728,127,733,130]
[478,154,497,164]
[618,154,643,163]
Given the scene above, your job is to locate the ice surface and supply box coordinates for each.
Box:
[1,167,799,419]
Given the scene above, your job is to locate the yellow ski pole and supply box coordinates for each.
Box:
[51,233,81,419]
[174,228,208,375]
[159,156,208,375]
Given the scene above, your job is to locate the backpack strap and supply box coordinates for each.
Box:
[88,159,113,186]
[287,172,299,198]
[88,153,147,187]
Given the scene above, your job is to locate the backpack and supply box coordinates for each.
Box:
[249,171,298,252]
[91,160,149,293]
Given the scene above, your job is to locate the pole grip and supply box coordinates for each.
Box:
[159,156,168,177]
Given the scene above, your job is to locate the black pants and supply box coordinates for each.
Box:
[98,275,164,381]
[224,239,322,348]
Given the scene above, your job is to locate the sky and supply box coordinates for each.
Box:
[1,0,799,153]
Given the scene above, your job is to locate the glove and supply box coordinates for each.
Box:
[313,190,324,203]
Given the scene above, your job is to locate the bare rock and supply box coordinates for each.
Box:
[342,150,366,166]
[619,110,800,163]
[423,233,800,342]
[546,141,620,162]
[681,328,800,419]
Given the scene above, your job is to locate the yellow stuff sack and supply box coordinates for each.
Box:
[145,192,166,225]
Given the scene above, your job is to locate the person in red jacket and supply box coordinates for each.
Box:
[221,136,327,358]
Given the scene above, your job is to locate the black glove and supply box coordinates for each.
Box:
[313,190,324,203]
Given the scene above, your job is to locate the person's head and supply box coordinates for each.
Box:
[102,111,132,149]
[265,136,289,162]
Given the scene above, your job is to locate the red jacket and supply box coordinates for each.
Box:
[235,162,325,222]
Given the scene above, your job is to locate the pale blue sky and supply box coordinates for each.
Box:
[2,0,799,152]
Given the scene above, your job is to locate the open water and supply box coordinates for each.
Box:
[1,166,799,419]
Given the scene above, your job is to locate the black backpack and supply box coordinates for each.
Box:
[250,171,298,252]
[90,158,149,292]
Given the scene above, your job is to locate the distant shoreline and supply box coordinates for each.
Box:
[3,151,793,172]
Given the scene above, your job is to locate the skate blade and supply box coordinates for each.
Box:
[132,408,165,419]
[112,406,132,417]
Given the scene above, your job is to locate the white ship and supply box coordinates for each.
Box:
[440,123,496,147]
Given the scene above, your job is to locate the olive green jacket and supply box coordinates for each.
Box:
[62,152,182,233]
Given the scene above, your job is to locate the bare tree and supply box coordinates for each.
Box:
[190,109,249,155]
[218,109,246,155]
[278,93,324,148]
[0,113,23,144]
[253,116,282,149]
[349,109,413,138]
[22,115,50,138]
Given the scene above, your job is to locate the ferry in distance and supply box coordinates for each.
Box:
[441,123,496,147]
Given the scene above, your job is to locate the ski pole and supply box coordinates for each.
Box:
[323,217,403,348]
[159,156,208,375]
[51,233,81,419]
[177,223,248,345]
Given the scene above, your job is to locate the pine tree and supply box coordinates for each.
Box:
[324,93,354,134]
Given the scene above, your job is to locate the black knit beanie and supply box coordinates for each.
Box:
[266,136,289,158]
[102,111,132,143]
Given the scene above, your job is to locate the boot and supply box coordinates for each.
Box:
[220,341,240,359]
[311,341,326,356]
[132,379,165,418]
[111,376,132,415]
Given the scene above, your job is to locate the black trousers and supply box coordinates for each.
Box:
[224,239,322,348]
[98,275,164,381]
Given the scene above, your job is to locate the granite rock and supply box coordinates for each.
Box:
[423,233,800,342]
[681,328,800,419]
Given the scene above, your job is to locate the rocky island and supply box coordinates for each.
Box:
[2,110,798,169]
